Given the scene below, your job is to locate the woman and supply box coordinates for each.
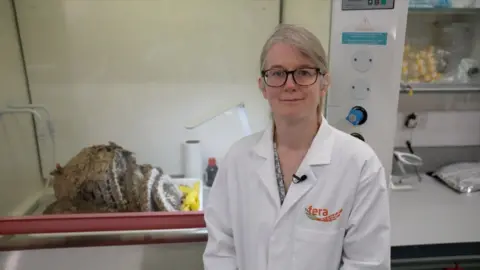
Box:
[203,24,390,270]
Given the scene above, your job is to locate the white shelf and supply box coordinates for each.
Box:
[400,83,480,92]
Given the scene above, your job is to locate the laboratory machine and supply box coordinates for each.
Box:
[1,0,480,269]
[328,0,480,269]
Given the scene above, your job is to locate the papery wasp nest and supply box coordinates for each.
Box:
[44,142,183,214]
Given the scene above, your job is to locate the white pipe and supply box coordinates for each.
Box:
[0,108,42,120]
[8,104,51,121]
[7,104,55,137]
[0,107,55,188]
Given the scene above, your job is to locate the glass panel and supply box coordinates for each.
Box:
[0,0,278,227]
[403,0,480,92]
[0,0,44,217]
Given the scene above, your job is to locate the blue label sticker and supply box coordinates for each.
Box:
[342,32,388,46]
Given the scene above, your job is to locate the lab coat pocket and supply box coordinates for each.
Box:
[293,228,345,270]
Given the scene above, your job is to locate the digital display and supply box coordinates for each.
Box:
[342,0,395,10]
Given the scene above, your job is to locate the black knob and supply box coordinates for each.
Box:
[350,132,365,141]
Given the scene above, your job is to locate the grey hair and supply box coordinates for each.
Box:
[260,24,328,73]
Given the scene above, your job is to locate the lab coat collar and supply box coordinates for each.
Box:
[253,115,335,220]
[253,115,334,167]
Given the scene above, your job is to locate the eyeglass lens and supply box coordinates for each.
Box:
[263,68,319,87]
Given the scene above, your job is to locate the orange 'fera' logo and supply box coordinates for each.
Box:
[305,205,343,222]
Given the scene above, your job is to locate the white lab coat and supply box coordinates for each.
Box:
[203,117,390,270]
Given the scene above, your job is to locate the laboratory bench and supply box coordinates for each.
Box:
[389,174,480,268]
[0,174,479,269]
[390,173,479,246]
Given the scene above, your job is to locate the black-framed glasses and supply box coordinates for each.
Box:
[261,67,324,87]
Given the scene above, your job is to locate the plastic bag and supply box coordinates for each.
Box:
[456,58,480,83]
[431,162,480,193]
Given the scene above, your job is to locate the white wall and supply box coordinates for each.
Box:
[283,0,332,55]
[14,0,281,176]
[0,0,42,216]
[395,111,480,147]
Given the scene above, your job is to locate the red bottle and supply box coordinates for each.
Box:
[205,157,218,187]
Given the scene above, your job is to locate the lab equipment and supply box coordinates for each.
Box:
[429,162,480,193]
[401,5,480,92]
[327,0,409,179]
[391,151,424,190]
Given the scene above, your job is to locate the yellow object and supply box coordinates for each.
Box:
[194,181,200,192]
[423,74,432,82]
[185,191,197,205]
[402,44,441,83]
[179,185,192,194]
[180,181,201,211]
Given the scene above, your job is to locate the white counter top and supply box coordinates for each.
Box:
[390,174,480,247]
